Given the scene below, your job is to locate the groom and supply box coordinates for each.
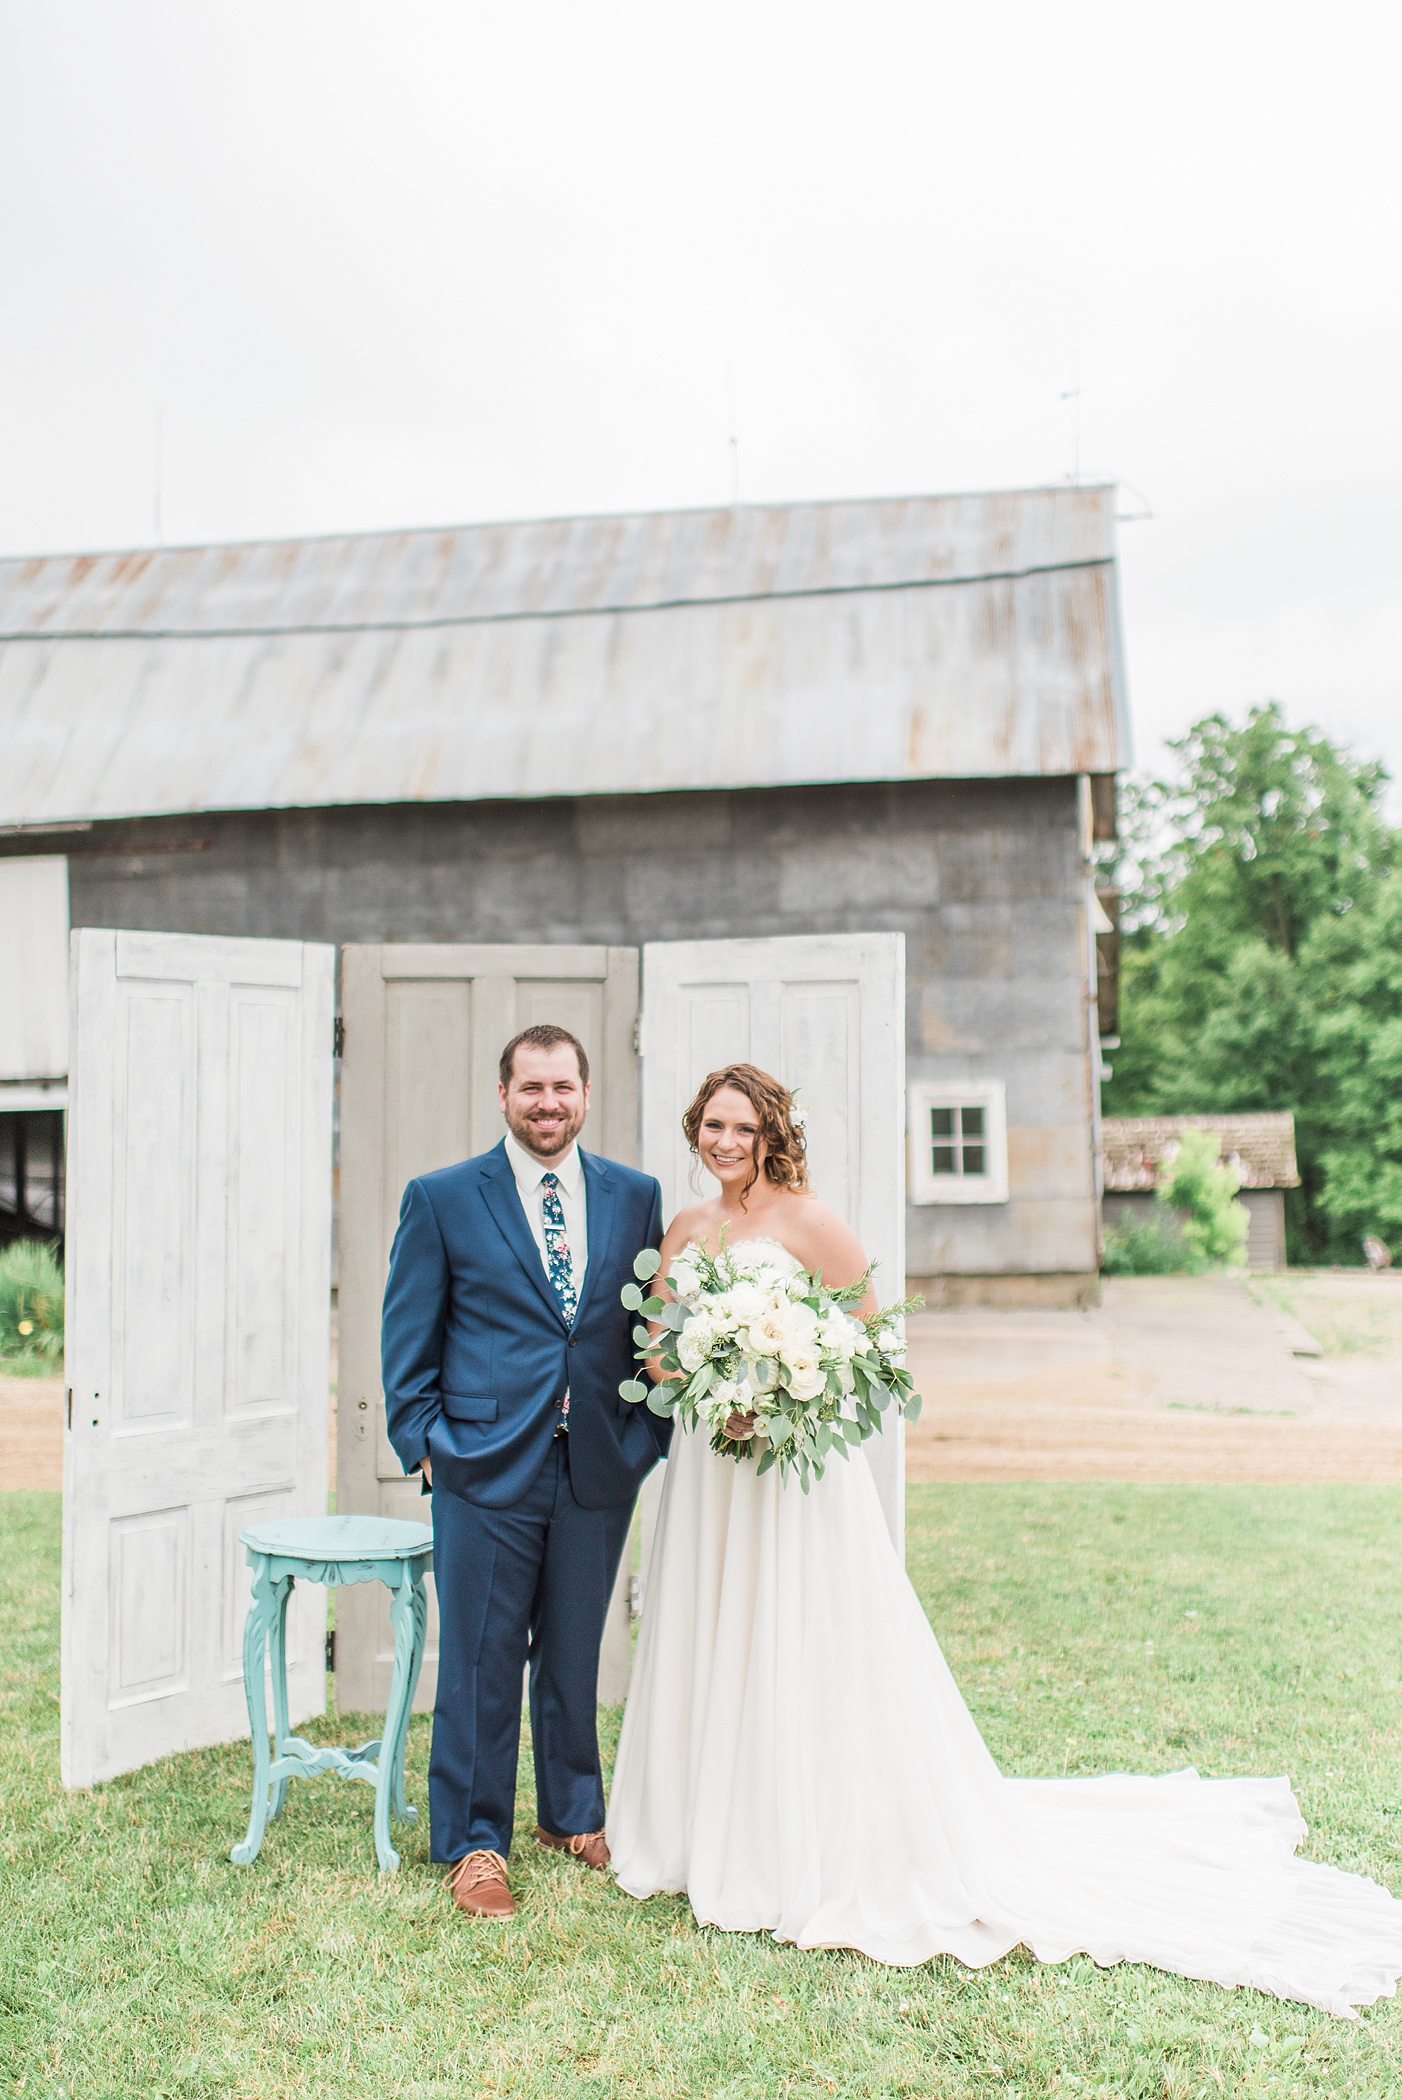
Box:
[381,1022,669,1918]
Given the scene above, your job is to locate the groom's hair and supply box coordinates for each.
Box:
[499,1024,590,1088]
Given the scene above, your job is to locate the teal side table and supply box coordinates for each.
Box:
[231,1515,434,1874]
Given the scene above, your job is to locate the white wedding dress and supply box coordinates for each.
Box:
[606,1239,1402,2017]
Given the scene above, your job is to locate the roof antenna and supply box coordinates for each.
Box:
[1060,345,1080,484]
[153,407,164,545]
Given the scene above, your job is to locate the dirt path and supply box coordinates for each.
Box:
[0,1375,64,1491]
[6,1276,1400,1493]
[905,1274,1402,1484]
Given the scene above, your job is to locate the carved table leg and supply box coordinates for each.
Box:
[267,1573,294,1821]
[231,1557,280,1865]
[389,1569,428,1826]
[375,1565,420,1872]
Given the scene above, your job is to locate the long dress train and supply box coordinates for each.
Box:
[606,1247,1402,2017]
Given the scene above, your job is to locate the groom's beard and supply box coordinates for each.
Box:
[505,1100,586,1160]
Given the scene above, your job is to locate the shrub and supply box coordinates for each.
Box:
[0,1239,65,1370]
[1101,1214,1190,1276]
[1160,1127,1250,1270]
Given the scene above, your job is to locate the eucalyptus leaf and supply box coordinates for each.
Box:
[768,1413,794,1445]
[755,1448,776,1476]
[646,1390,674,1417]
[633,1248,662,1279]
[663,1302,689,1332]
[640,1295,666,1318]
[618,1379,648,1404]
[620,1282,644,1311]
[632,1323,652,1347]
[905,1391,923,1423]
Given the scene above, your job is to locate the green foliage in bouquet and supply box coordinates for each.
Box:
[618,1236,922,1492]
[0,1239,65,1372]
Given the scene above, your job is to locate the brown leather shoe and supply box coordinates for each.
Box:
[535,1823,610,1871]
[445,1849,514,1918]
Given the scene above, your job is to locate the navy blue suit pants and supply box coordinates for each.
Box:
[429,1436,633,1862]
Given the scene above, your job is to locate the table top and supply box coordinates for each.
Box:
[239,1515,434,1561]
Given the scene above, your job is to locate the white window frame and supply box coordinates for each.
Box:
[907,1079,1009,1205]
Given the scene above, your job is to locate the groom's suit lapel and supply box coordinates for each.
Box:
[478,1141,569,1330]
[573,1150,617,1328]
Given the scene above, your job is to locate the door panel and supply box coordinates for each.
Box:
[641,933,906,1554]
[62,929,334,1790]
[336,944,639,1715]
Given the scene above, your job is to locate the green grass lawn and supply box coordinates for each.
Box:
[4,1485,1402,2099]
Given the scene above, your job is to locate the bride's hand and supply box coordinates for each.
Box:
[724,1409,757,1440]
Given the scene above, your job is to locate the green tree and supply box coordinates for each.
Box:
[1104,703,1398,1262]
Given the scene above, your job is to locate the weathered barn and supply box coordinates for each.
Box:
[0,484,1131,1296]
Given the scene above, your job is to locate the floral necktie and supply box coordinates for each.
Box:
[540,1172,578,1326]
[540,1171,576,1428]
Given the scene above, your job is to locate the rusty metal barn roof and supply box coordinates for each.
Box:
[1101,1115,1301,1192]
[0,484,1131,828]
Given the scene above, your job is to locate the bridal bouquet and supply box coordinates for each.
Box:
[618,1234,922,1489]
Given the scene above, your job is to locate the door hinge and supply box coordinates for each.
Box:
[333,1016,346,1058]
[632,1016,641,1054]
[66,1387,72,1430]
[326,1630,337,1672]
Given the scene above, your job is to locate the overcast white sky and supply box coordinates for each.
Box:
[2,2,1398,793]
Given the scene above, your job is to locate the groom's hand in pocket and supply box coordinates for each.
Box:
[419,1457,433,1490]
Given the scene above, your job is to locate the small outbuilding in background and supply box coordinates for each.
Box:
[1100,1113,1301,1272]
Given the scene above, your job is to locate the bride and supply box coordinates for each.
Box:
[605,1062,1402,2017]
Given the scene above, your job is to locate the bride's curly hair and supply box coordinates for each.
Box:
[682,1063,809,1203]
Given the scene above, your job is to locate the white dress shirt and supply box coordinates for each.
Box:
[503,1130,589,1305]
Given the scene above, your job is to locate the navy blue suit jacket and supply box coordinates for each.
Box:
[381,1139,671,1511]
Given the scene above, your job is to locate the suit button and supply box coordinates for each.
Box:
[568,1337,577,1348]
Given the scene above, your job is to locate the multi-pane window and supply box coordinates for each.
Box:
[928,1103,986,1179]
[907,1081,1008,1205]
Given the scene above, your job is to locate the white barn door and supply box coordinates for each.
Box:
[641,933,907,1553]
[62,929,334,1790]
[336,943,639,1714]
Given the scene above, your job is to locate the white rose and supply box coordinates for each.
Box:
[677,1314,716,1372]
[706,1293,743,1335]
[781,1349,827,1401]
[781,1301,819,1348]
[728,1281,766,1322]
[669,1260,702,1304]
[820,1312,861,1360]
[747,1307,789,1357]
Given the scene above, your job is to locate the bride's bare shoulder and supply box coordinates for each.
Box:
[777,1191,869,1276]
[661,1200,712,1253]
